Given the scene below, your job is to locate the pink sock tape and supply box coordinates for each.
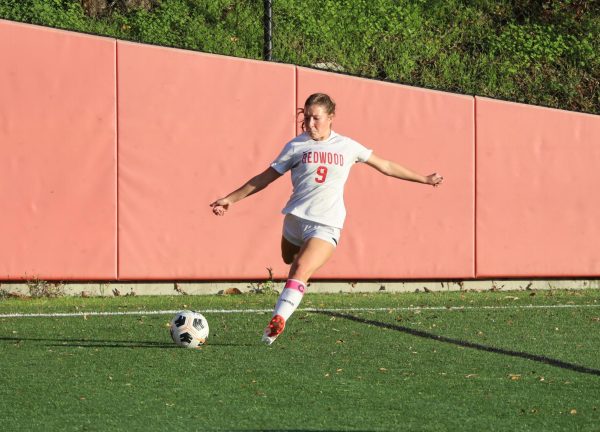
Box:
[284,279,306,293]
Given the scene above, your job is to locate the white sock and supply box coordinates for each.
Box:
[272,279,306,321]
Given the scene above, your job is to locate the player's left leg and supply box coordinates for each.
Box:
[263,237,336,345]
[280,214,302,264]
[281,235,301,265]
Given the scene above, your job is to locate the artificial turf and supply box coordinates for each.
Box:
[0,289,599,431]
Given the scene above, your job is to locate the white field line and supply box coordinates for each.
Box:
[0,303,599,319]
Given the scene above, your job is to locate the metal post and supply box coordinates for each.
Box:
[263,0,273,61]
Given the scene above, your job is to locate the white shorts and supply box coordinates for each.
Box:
[283,214,341,248]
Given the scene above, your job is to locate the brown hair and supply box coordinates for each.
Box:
[299,93,336,131]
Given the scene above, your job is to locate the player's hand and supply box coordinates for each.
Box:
[426,173,444,187]
[210,198,231,216]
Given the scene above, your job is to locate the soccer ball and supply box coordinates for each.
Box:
[169,310,209,348]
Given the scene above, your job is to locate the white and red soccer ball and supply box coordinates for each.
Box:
[169,310,209,348]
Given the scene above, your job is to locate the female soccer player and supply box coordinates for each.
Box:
[210,93,443,345]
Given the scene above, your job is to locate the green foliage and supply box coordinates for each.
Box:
[0,0,598,113]
[489,23,594,70]
[120,0,261,57]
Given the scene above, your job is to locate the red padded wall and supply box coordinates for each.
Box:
[0,20,117,280]
[117,42,296,279]
[476,97,600,277]
[296,68,475,279]
[7,20,597,281]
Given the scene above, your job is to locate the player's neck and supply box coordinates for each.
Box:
[311,129,333,142]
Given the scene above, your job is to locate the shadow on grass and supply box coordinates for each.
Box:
[315,310,600,377]
[0,336,177,349]
[0,336,258,349]
[207,342,257,347]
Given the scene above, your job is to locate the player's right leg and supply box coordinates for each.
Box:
[263,215,304,345]
[263,237,336,345]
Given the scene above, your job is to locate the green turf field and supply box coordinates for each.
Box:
[1,289,599,431]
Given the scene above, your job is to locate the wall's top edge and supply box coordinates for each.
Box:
[0,18,116,43]
[475,96,599,119]
[116,39,295,70]
[297,66,475,101]
[2,18,595,118]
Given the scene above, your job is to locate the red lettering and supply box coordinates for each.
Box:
[315,166,328,183]
[303,151,345,166]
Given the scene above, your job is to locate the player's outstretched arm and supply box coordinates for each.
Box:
[210,167,282,215]
[365,153,443,187]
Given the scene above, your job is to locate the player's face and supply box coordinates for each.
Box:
[304,104,333,141]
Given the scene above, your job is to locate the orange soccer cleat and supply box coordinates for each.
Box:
[261,314,286,345]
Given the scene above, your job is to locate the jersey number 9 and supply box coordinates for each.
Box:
[315,166,328,183]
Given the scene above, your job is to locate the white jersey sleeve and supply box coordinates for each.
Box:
[270,138,297,174]
[352,139,373,163]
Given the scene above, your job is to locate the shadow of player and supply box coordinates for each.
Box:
[313,310,600,377]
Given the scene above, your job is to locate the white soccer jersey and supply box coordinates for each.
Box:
[270,131,373,228]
